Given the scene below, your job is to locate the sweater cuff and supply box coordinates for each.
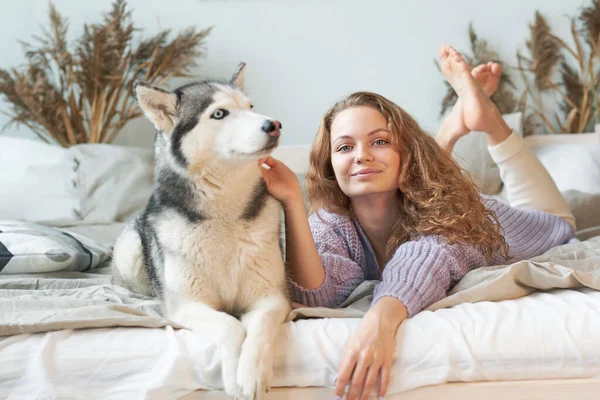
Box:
[288,271,338,308]
[288,255,362,308]
[487,130,524,164]
[372,280,424,318]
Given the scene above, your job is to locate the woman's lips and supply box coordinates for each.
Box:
[351,169,381,177]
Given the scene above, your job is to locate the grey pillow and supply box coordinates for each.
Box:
[562,190,600,233]
[0,220,111,274]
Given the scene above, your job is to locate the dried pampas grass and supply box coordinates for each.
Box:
[0,0,212,146]
[518,1,600,135]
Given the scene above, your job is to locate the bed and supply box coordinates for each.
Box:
[1,126,600,400]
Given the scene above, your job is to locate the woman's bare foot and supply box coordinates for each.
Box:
[438,45,511,148]
[473,62,502,95]
[436,62,502,151]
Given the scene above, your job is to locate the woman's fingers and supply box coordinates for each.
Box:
[260,155,278,168]
[346,353,372,400]
[377,358,393,398]
[259,156,276,181]
[359,364,381,400]
[334,351,357,398]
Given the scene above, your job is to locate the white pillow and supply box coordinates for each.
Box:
[0,137,79,225]
[452,112,523,195]
[69,144,154,224]
[530,144,600,194]
[1,137,154,226]
[0,220,110,274]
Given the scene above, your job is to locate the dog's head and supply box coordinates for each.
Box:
[134,63,281,169]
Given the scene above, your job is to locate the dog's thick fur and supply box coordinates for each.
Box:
[112,64,291,400]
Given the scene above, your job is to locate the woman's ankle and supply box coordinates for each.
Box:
[484,110,512,147]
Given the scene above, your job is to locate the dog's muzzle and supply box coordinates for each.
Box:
[262,120,282,137]
[262,120,282,150]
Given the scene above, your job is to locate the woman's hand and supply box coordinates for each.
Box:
[335,297,407,400]
[259,156,303,206]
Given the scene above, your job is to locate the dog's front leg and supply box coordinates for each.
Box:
[236,293,290,400]
[171,301,246,398]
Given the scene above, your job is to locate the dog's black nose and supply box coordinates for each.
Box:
[262,120,282,137]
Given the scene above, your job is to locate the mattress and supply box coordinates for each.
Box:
[187,378,600,400]
[2,286,600,399]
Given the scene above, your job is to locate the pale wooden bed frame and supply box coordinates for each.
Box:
[185,378,600,400]
[185,130,600,399]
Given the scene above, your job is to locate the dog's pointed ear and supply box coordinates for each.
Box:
[230,62,246,89]
[134,81,178,134]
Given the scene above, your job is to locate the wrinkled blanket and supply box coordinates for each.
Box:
[288,235,600,319]
[2,236,599,336]
[0,271,180,336]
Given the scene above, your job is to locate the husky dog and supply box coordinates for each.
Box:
[112,63,291,400]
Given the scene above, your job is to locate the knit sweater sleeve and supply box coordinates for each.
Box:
[372,235,485,318]
[371,198,577,318]
[288,211,365,308]
[484,197,576,265]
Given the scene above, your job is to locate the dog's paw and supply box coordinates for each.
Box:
[219,327,246,398]
[235,347,272,400]
[221,357,240,399]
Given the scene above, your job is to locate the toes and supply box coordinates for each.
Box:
[439,44,453,60]
[450,49,460,61]
[440,45,472,77]
[449,47,461,60]
[484,61,502,76]
[439,45,467,65]
[450,49,469,68]
[490,62,502,76]
[472,64,487,77]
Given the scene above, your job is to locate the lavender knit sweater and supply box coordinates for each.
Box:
[289,197,576,317]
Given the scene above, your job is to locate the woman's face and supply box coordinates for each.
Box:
[330,106,401,199]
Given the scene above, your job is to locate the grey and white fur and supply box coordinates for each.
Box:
[112,63,291,400]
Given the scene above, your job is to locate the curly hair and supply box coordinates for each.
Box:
[305,91,509,261]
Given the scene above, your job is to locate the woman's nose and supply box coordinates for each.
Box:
[355,146,373,163]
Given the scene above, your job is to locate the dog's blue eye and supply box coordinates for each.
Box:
[211,109,229,120]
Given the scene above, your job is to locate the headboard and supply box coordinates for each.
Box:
[271,145,311,174]
[524,130,600,146]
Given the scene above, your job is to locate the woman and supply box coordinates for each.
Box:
[259,46,576,400]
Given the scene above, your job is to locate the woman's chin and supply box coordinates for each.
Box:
[345,185,398,199]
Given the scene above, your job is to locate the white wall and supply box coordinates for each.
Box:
[0,0,588,148]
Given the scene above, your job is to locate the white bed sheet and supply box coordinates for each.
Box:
[2,287,600,399]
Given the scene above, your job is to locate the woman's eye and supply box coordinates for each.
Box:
[374,139,388,146]
[211,109,229,120]
[337,145,352,152]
